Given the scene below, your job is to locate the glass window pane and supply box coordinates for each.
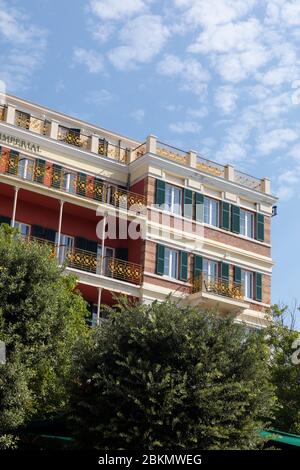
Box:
[204,198,210,224]
[211,200,218,227]
[165,185,172,211]
[170,250,178,278]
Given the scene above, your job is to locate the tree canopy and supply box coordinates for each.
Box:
[69,298,277,450]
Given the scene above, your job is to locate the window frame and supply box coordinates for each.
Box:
[241,269,254,300]
[203,258,219,281]
[18,156,35,181]
[204,196,219,227]
[14,221,31,239]
[240,209,254,239]
[165,183,182,216]
[62,170,77,194]
[163,247,179,280]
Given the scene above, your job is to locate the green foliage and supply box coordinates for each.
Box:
[69,298,276,450]
[0,225,90,445]
[266,304,300,434]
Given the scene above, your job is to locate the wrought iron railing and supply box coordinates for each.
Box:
[234,170,263,192]
[131,142,146,161]
[0,105,6,121]
[15,110,50,136]
[105,256,142,284]
[98,139,130,164]
[58,125,91,150]
[156,141,188,164]
[192,274,244,300]
[0,149,146,212]
[197,156,225,178]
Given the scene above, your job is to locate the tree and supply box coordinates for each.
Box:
[266,303,300,434]
[69,298,276,450]
[0,225,90,445]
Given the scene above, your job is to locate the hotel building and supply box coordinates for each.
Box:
[0,94,277,327]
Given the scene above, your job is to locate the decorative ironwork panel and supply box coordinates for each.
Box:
[66,249,98,273]
[157,142,187,164]
[15,110,30,129]
[107,258,142,284]
[196,158,225,177]
[234,170,262,192]
[192,275,244,300]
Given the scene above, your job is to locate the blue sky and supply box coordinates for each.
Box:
[0,0,299,314]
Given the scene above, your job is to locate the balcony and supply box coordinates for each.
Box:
[15,110,51,136]
[0,149,146,213]
[189,274,248,313]
[58,125,91,150]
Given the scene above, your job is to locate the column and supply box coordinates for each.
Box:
[91,134,99,154]
[225,164,235,182]
[11,187,19,227]
[6,104,16,125]
[56,200,64,262]
[96,287,102,326]
[99,212,107,275]
[187,150,197,168]
[50,119,60,140]
[145,135,157,154]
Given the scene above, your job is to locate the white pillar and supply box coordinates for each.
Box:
[50,119,59,140]
[262,178,271,195]
[6,104,16,125]
[225,164,235,181]
[146,135,157,154]
[11,187,19,227]
[97,287,102,326]
[56,200,64,261]
[188,150,197,168]
[91,134,99,154]
[100,212,107,275]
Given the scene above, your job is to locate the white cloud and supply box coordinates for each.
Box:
[188,19,261,54]
[215,86,239,114]
[73,48,104,74]
[108,15,170,69]
[281,1,300,25]
[169,120,202,134]
[157,54,210,96]
[174,0,258,28]
[131,109,145,121]
[85,89,114,106]
[256,128,298,155]
[89,0,149,21]
[0,0,46,91]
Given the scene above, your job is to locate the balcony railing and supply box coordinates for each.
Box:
[19,236,142,286]
[98,139,130,164]
[15,110,51,136]
[192,274,244,300]
[196,157,225,178]
[65,248,142,285]
[58,125,91,150]
[0,149,146,212]
[131,142,146,161]
[0,105,6,122]
[157,141,188,165]
[234,170,263,192]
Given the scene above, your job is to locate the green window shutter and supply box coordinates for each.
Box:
[34,158,46,183]
[31,225,45,239]
[221,263,229,282]
[0,215,11,226]
[221,202,230,230]
[156,244,165,275]
[194,255,203,277]
[183,189,193,219]
[256,213,265,242]
[77,173,87,197]
[155,179,165,206]
[231,205,240,234]
[234,266,242,286]
[255,273,262,302]
[52,164,62,188]
[179,251,188,281]
[44,228,56,242]
[195,193,204,222]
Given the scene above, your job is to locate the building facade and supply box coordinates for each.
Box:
[0,94,277,327]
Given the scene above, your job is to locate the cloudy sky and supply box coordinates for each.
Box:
[0,0,299,311]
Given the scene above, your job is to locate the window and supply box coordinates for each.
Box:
[241,270,253,299]
[15,221,30,239]
[203,259,218,281]
[163,247,178,279]
[97,245,115,276]
[63,171,76,194]
[18,157,34,181]
[240,209,254,238]
[165,184,182,216]
[56,233,74,264]
[204,197,219,227]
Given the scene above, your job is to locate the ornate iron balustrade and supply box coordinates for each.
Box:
[196,157,225,178]
[65,249,142,285]
[157,141,188,165]
[15,110,50,136]
[0,105,6,121]
[58,126,91,150]
[131,142,146,161]
[98,139,130,164]
[192,274,244,300]
[0,150,146,212]
[234,170,263,192]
